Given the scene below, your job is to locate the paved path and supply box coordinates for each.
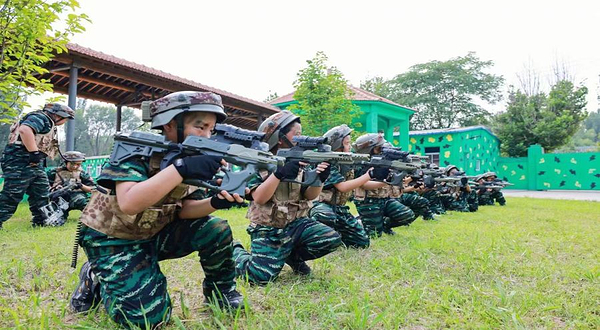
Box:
[503,190,600,202]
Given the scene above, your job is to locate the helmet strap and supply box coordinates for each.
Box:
[278,131,294,149]
[176,114,185,143]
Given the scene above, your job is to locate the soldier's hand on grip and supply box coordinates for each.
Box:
[28,151,46,165]
[173,155,222,181]
[369,167,390,181]
[317,162,331,182]
[274,160,301,180]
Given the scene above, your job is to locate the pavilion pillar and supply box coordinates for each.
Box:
[66,65,79,151]
[366,111,378,133]
[116,105,122,132]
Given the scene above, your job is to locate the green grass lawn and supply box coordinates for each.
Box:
[0,198,598,329]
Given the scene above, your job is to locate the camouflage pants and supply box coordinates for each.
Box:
[490,190,506,205]
[309,202,370,248]
[79,216,236,328]
[355,197,416,237]
[399,192,435,220]
[440,193,469,212]
[233,217,342,285]
[466,190,479,212]
[477,190,495,206]
[422,189,446,214]
[62,192,89,220]
[0,157,50,227]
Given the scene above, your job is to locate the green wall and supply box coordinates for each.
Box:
[496,157,528,189]
[408,127,500,175]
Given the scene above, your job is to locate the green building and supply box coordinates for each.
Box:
[406,126,500,175]
[269,86,416,150]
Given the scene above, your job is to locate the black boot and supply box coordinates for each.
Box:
[203,283,244,311]
[286,254,311,276]
[70,261,100,313]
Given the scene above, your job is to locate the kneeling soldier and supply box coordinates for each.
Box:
[70,92,244,328]
[46,151,95,222]
[233,111,342,285]
[0,103,73,228]
[309,125,372,248]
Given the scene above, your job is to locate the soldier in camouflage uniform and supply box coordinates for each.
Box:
[483,172,506,206]
[46,151,95,222]
[233,111,342,285]
[399,176,436,220]
[352,133,416,237]
[69,92,245,328]
[474,174,494,205]
[0,103,74,228]
[439,165,471,212]
[308,125,374,249]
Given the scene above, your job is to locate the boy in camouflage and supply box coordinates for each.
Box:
[483,172,506,206]
[308,125,376,249]
[0,103,74,228]
[233,111,342,285]
[398,176,436,220]
[45,151,95,222]
[352,133,416,237]
[70,92,245,328]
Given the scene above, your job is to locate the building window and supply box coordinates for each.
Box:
[425,147,440,165]
[476,160,481,171]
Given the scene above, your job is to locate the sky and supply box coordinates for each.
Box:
[32,0,600,113]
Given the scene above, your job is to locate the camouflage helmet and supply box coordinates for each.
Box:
[352,133,386,154]
[482,171,497,179]
[444,165,459,176]
[63,151,85,162]
[323,124,353,151]
[148,91,227,129]
[43,103,74,119]
[258,110,300,150]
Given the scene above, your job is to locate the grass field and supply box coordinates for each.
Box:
[0,197,598,329]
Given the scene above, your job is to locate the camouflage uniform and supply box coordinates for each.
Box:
[354,182,416,237]
[233,169,342,285]
[309,165,370,248]
[398,191,435,220]
[422,189,446,214]
[46,165,94,218]
[73,92,239,328]
[0,106,70,227]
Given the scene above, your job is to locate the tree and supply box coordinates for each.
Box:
[288,52,361,137]
[72,102,143,156]
[263,91,279,103]
[0,0,89,123]
[361,52,504,130]
[494,81,588,156]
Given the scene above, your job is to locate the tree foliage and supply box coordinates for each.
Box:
[72,101,143,156]
[288,51,361,137]
[361,52,504,130]
[494,81,588,157]
[0,0,89,123]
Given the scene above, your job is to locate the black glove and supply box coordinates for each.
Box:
[172,155,222,181]
[75,182,83,189]
[369,167,390,181]
[28,151,46,164]
[210,195,243,210]
[318,164,331,182]
[274,161,301,180]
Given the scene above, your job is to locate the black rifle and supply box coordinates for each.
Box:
[276,136,370,186]
[108,128,284,197]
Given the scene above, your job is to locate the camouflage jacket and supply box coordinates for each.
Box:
[318,164,354,206]
[5,111,58,161]
[46,166,95,192]
[246,169,312,229]
[79,153,206,240]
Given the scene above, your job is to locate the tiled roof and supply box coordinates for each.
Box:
[65,43,279,113]
[269,85,416,112]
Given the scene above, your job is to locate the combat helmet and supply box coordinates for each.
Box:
[43,103,75,119]
[145,91,227,129]
[258,110,300,150]
[63,151,86,162]
[443,165,459,176]
[323,124,353,151]
[352,133,386,154]
[482,171,497,179]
